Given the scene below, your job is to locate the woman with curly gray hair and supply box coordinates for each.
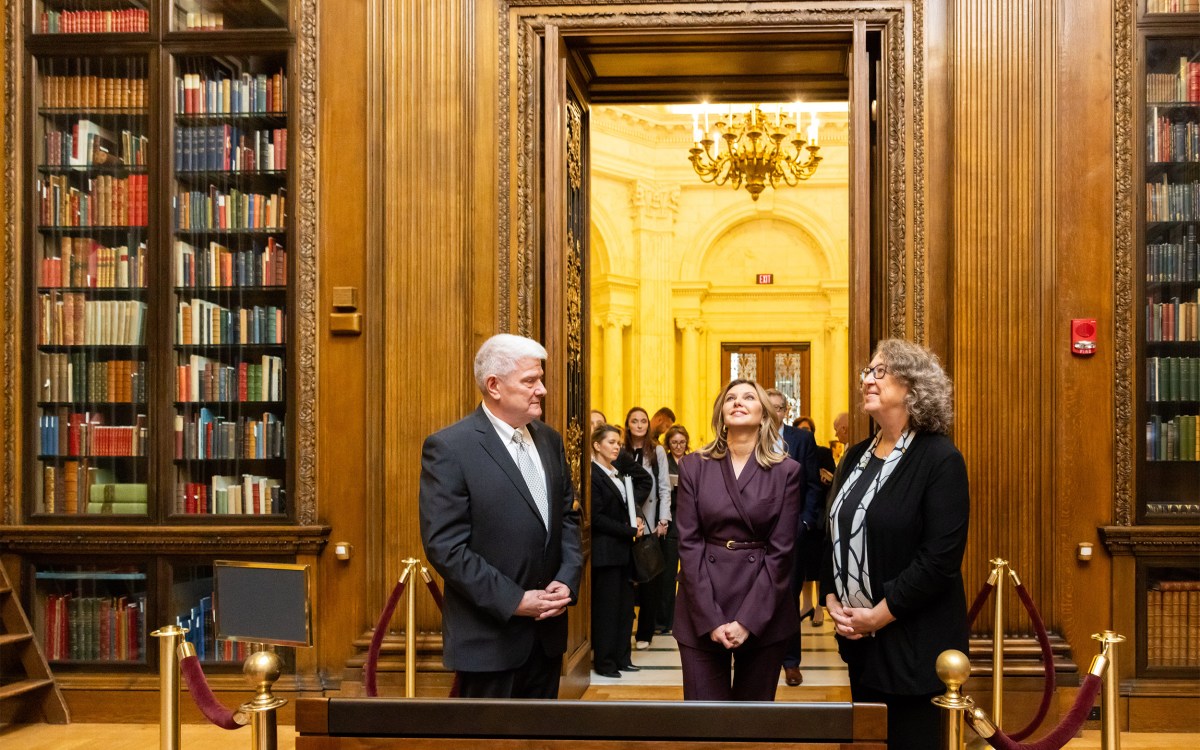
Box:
[819,338,969,750]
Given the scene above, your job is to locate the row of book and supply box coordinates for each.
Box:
[1146,177,1200,222]
[40,238,147,289]
[43,121,147,168]
[40,593,146,662]
[1147,56,1200,104]
[1146,227,1199,281]
[1145,414,1200,462]
[176,71,287,116]
[174,187,286,231]
[176,474,285,515]
[1148,109,1200,163]
[41,74,147,111]
[37,353,146,403]
[1147,0,1200,12]
[175,125,287,172]
[38,173,150,227]
[177,301,286,346]
[174,409,286,460]
[38,9,150,35]
[1147,357,1200,402]
[1146,291,1200,342]
[1146,580,1200,668]
[175,238,287,288]
[176,593,254,664]
[181,12,225,30]
[38,410,148,457]
[176,354,284,403]
[37,294,147,346]
[40,462,145,514]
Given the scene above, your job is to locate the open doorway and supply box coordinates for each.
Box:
[524,13,900,694]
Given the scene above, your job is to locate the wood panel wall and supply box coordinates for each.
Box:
[379,0,499,641]
[944,0,1115,668]
[0,0,1124,695]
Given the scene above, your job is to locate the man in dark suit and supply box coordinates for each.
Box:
[765,389,824,687]
[419,334,583,698]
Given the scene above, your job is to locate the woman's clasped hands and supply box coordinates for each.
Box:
[710,620,749,649]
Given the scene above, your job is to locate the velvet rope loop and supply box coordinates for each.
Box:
[971,673,1102,750]
[964,577,1056,741]
[178,653,248,730]
[364,578,407,698]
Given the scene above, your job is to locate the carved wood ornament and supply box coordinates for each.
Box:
[498,1,926,344]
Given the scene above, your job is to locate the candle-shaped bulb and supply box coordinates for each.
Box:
[808,113,819,146]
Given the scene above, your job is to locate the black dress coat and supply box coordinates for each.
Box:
[590,459,653,567]
[419,406,583,673]
[819,431,971,695]
[673,452,801,649]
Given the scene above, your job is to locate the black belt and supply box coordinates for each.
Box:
[708,538,766,550]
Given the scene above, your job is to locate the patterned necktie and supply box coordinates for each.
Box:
[512,431,549,527]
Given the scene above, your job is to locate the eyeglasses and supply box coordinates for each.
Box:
[859,364,889,382]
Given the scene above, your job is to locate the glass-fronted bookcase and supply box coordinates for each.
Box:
[4,0,322,692]
[1108,0,1200,700]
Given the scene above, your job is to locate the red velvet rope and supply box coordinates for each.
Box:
[965,579,1055,740]
[179,654,246,730]
[1008,583,1056,741]
[364,578,407,698]
[967,581,996,627]
[975,673,1102,750]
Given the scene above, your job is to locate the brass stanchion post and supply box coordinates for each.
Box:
[400,558,420,698]
[151,625,188,750]
[989,558,1007,727]
[1092,630,1125,750]
[239,648,287,750]
[932,650,974,750]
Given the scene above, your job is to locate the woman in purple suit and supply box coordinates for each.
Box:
[673,379,801,701]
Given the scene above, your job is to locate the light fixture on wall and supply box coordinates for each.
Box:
[687,103,822,201]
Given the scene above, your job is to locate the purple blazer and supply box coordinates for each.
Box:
[672,451,801,649]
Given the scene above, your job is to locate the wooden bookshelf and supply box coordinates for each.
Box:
[2,0,323,693]
[1105,4,1200,726]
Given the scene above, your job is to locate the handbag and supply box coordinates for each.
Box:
[631,531,665,583]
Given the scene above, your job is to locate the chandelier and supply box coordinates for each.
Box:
[688,104,822,201]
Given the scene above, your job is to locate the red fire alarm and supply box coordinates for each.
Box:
[1071,318,1098,356]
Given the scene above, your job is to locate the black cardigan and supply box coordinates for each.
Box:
[819,431,971,695]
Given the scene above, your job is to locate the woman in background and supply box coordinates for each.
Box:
[674,380,800,701]
[794,415,834,627]
[622,407,673,650]
[821,338,970,750]
[589,424,652,677]
[656,424,691,635]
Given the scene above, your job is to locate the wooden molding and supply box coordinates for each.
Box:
[1112,0,1136,528]
[504,1,924,340]
[0,524,331,555]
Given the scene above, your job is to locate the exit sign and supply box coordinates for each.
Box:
[756,274,774,284]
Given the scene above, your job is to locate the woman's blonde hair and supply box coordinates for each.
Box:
[698,379,787,467]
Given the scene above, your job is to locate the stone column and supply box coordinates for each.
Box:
[601,313,629,421]
[826,319,850,442]
[676,317,705,447]
[629,181,680,411]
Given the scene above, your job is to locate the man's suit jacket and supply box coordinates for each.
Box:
[672,452,801,649]
[590,460,652,568]
[419,406,583,672]
[781,424,826,530]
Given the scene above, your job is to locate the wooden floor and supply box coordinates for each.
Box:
[0,722,1196,750]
